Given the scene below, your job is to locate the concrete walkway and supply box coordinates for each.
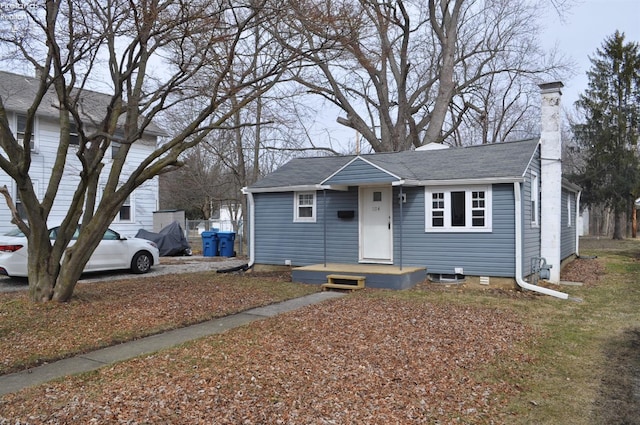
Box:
[0,291,346,396]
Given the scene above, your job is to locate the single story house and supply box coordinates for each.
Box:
[243,83,580,298]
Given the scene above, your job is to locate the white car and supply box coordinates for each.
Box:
[0,227,160,278]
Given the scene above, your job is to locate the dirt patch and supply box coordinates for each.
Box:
[591,328,640,424]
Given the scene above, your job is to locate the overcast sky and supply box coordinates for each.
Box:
[541,0,640,109]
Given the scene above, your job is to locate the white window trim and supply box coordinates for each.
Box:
[101,185,135,223]
[531,171,539,228]
[425,185,492,232]
[115,193,134,223]
[294,191,316,223]
[12,112,39,153]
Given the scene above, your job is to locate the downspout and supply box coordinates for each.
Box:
[514,182,568,299]
[243,189,255,269]
[399,185,403,271]
[216,188,253,273]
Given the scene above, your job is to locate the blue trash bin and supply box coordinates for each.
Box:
[201,229,219,257]
[217,231,236,257]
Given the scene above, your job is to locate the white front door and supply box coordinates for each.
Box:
[359,186,393,262]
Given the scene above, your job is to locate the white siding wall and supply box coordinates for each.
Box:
[0,113,158,237]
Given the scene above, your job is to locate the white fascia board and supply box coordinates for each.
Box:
[409,177,524,187]
[522,140,542,178]
[243,184,348,194]
[320,155,401,185]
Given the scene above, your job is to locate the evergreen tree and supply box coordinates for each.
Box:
[570,31,640,239]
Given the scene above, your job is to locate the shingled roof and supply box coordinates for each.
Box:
[0,70,165,136]
[248,138,540,190]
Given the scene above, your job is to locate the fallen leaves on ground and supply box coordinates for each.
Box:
[560,257,605,286]
[0,271,316,375]
[0,258,606,424]
[0,296,530,424]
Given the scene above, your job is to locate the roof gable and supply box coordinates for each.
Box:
[322,156,400,185]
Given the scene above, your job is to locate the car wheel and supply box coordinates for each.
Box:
[131,251,152,274]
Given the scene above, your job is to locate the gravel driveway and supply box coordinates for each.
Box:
[0,256,249,292]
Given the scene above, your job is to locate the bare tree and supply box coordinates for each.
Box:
[449,74,542,146]
[160,145,227,220]
[160,57,331,243]
[0,0,294,302]
[277,0,570,152]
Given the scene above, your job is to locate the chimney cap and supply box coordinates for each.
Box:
[539,81,564,94]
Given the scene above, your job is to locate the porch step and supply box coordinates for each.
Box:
[321,274,366,291]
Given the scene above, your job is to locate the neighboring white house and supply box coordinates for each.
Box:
[193,203,243,234]
[0,71,163,237]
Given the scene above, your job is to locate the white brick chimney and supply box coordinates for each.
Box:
[539,82,563,283]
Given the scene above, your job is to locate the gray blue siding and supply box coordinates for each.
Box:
[522,147,542,277]
[561,189,577,259]
[253,188,359,266]
[323,158,398,185]
[254,184,519,277]
[392,185,515,277]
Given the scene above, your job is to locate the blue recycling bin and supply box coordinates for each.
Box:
[217,231,236,257]
[201,229,219,257]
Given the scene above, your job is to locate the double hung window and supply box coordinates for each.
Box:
[294,191,316,222]
[117,195,132,222]
[425,186,491,232]
[15,113,37,152]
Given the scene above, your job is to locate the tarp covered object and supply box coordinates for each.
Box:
[136,221,191,256]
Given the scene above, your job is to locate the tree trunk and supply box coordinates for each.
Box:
[422,0,461,145]
[52,258,85,302]
[613,210,625,240]
[51,237,100,302]
[26,226,60,302]
[27,244,85,303]
[28,269,57,302]
[633,207,637,238]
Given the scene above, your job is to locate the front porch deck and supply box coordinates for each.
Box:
[292,263,427,290]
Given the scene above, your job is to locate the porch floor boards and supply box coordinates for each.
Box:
[292,263,427,290]
[294,263,424,275]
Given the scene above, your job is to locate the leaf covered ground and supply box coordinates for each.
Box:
[0,270,315,375]
[1,295,529,424]
[1,246,636,424]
